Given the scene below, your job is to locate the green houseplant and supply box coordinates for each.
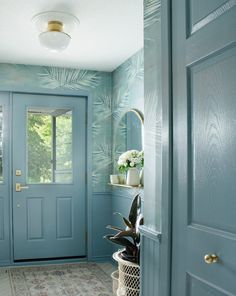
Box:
[104,194,143,264]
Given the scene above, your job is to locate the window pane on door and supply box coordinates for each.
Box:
[27,107,73,184]
[55,111,72,183]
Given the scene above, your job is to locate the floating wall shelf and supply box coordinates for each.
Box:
[108,183,143,189]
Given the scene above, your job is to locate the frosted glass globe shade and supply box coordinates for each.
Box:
[39,31,71,52]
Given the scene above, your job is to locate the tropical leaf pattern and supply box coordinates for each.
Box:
[125,52,144,83]
[39,67,101,90]
[144,0,161,29]
[93,93,112,121]
[112,49,144,176]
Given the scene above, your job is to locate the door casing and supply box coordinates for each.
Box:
[0,90,93,265]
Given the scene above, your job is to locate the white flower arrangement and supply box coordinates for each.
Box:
[118,150,144,173]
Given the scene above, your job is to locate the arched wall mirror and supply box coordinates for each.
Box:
[114,109,144,171]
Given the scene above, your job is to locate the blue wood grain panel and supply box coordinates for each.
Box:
[0,197,4,240]
[189,45,236,234]
[186,273,229,296]
[27,198,44,240]
[91,193,112,259]
[56,197,72,239]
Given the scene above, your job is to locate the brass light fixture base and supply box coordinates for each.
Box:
[47,21,63,32]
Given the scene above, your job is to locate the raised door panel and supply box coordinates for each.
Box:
[187,0,231,35]
[27,197,44,240]
[189,46,236,233]
[56,197,73,239]
[186,274,230,296]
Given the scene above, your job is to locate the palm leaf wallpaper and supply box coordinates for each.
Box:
[144,0,161,29]
[143,0,162,229]
[38,67,101,90]
[0,49,143,192]
[112,49,144,173]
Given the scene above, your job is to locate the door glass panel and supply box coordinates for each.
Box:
[27,107,73,184]
[0,107,3,183]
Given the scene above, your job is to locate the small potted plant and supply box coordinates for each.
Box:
[104,194,143,295]
[118,150,144,186]
[104,194,143,263]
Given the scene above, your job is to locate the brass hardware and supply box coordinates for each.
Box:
[204,254,219,264]
[15,183,29,192]
[47,21,63,32]
[15,170,22,176]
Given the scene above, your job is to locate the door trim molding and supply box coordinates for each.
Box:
[139,225,162,242]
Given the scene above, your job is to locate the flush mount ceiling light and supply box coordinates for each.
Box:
[32,11,79,52]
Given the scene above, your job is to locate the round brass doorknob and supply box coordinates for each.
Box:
[204,254,219,264]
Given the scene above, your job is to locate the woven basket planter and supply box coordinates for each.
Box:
[113,251,140,296]
[111,270,119,296]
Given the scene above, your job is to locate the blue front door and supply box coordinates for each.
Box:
[12,93,86,260]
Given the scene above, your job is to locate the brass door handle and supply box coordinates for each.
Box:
[15,183,29,192]
[204,254,219,264]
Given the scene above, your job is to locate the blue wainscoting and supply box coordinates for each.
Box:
[91,193,112,261]
[140,231,160,295]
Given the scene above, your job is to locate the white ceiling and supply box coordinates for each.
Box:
[0,0,143,72]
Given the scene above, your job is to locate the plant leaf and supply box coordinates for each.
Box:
[114,229,136,239]
[113,212,132,228]
[129,194,141,227]
[106,225,124,232]
[103,235,135,249]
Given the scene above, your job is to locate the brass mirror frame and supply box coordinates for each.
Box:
[130,109,144,125]
[114,108,144,151]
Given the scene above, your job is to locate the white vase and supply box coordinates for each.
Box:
[126,168,140,186]
[140,168,144,186]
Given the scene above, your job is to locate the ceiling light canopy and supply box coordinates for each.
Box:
[32,11,79,52]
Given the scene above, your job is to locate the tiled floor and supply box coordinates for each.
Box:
[0,262,116,296]
[0,269,12,296]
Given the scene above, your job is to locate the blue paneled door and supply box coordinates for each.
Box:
[12,93,86,260]
[172,0,236,295]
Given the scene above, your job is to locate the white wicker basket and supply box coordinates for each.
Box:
[111,270,119,296]
[113,251,140,296]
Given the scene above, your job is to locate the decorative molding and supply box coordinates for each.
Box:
[139,225,162,242]
[92,192,112,197]
[91,255,112,262]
